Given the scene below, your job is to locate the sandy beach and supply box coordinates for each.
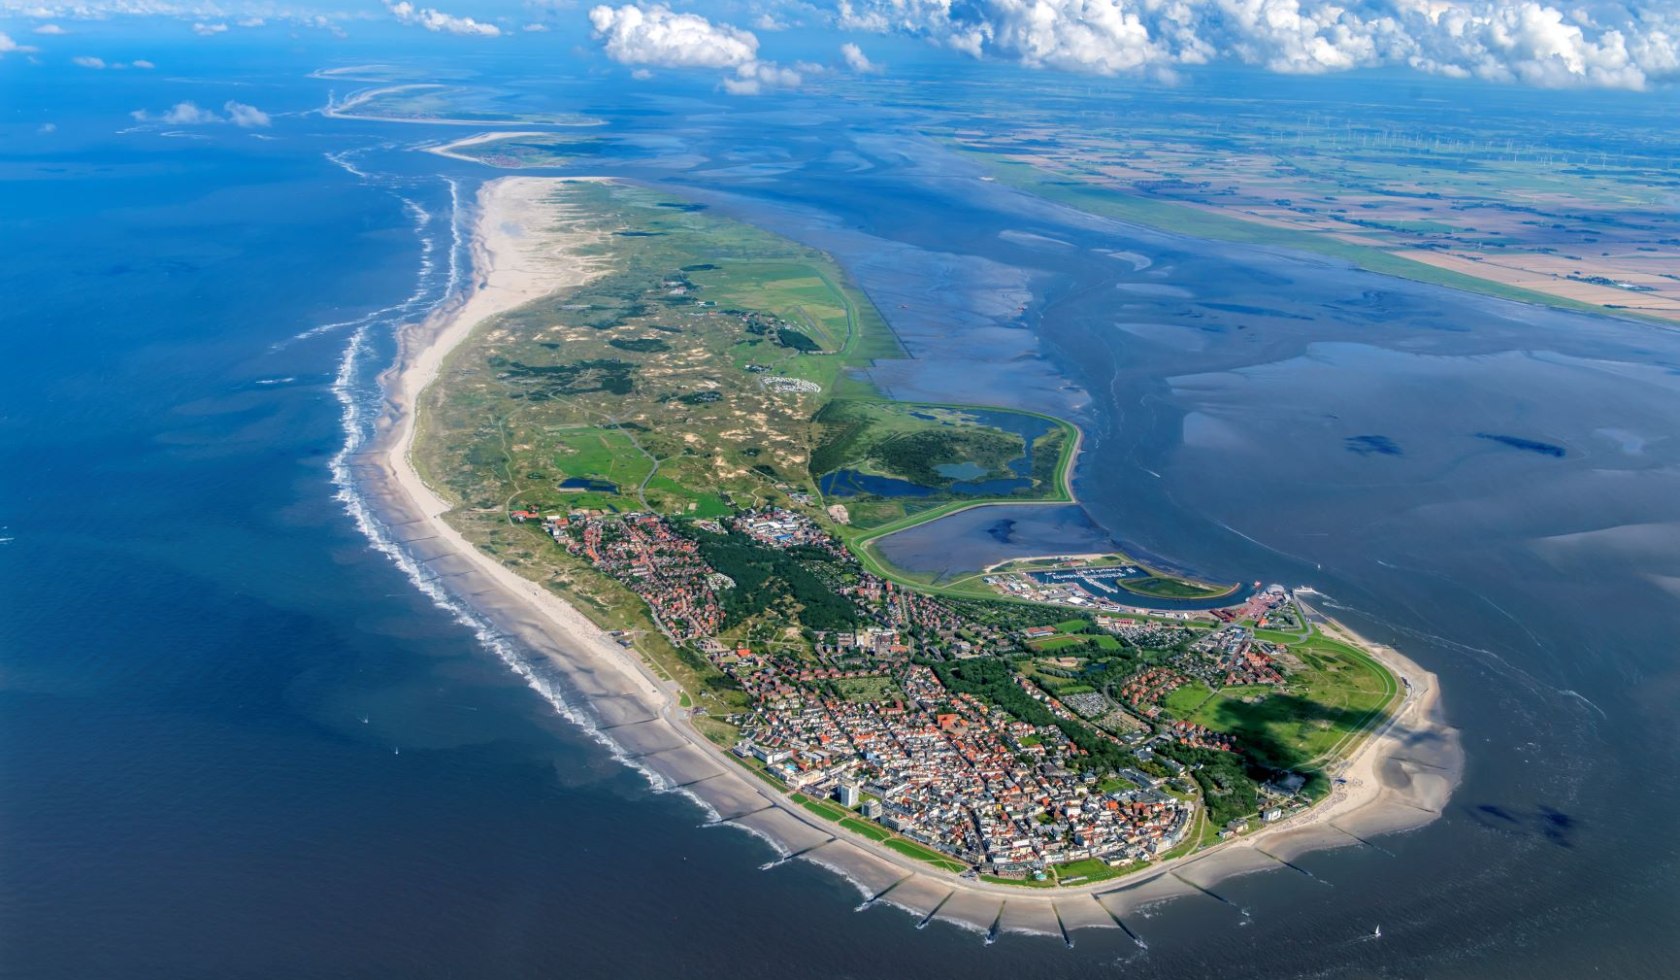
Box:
[424,132,548,164]
[380,176,677,734]
[322,85,490,127]
[364,175,1464,939]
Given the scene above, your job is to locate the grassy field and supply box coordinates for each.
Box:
[1118,575,1236,600]
[1022,632,1122,654]
[1190,632,1398,768]
[1049,856,1150,885]
[791,793,851,823]
[882,838,969,872]
[1162,681,1216,719]
[833,675,900,702]
[1051,857,1113,879]
[789,795,966,871]
[840,817,892,842]
[1026,634,1093,653]
[980,873,1057,888]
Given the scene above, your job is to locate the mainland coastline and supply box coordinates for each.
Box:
[364,175,1463,938]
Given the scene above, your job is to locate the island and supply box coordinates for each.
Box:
[385,175,1459,938]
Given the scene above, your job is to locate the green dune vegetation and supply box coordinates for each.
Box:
[413,179,904,526]
[809,399,1075,530]
[412,179,1407,883]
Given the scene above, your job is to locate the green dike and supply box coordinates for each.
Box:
[830,400,1079,594]
[740,759,788,791]
[980,873,1057,888]
[791,798,964,870]
[882,838,969,873]
[1050,856,1150,885]
[791,793,851,823]
[1118,575,1237,600]
[960,149,1669,325]
[814,398,1251,606]
[839,817,892,842]
[815,399,1080,533]
[1051,857,1112,879]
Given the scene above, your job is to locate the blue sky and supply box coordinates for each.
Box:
[4,0,1678,93]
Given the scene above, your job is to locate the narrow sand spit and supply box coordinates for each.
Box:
[364,176,1463,924]
[425,132,549,164]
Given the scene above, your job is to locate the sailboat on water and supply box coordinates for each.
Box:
[1373,925,1382,939]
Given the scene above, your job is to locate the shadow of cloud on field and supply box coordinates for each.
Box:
[1207,693,1377,771]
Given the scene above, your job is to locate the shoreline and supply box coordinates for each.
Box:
[423,131,548,164]
[323,84,601,128]
[365,175,1463,937]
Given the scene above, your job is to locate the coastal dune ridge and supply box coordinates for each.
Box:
[356,175,1464,936]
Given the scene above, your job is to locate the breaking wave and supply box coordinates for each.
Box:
[317,147,716,814]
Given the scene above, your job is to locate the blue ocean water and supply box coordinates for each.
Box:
[4,34,1679,980]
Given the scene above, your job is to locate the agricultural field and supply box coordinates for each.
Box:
[923,81,1680,323]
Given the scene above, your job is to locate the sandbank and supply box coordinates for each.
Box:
[425,132,549,164]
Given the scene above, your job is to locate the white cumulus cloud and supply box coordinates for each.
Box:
[128,99,271,127]
[224,100,271,127]
[34,23,68,35]
[1,32,38,56]
[589,3,759,68]
[192,21,227,36]
[386,1,503,37]
[131,101,222,125]
[72,53,154,69]
[589,3,804,93]
[840,40,878,71]
[834,0,1680,90]
[722,58,803,93]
